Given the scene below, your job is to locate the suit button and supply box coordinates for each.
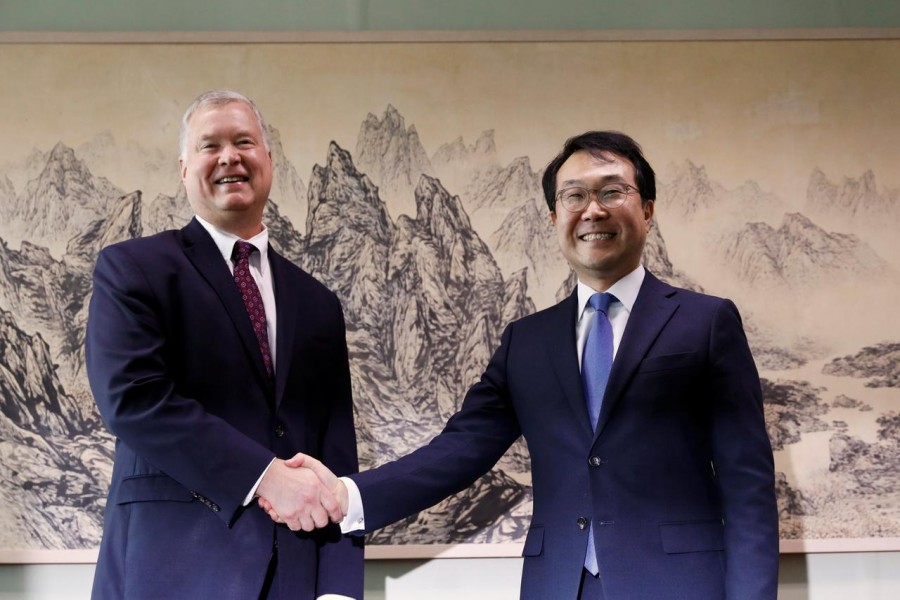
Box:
[274,424,285,437]
[589,456,602,467]
[577,517,589,530]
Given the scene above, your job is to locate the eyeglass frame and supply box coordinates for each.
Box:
[554,182,640,212]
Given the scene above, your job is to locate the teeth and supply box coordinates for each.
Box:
[218,176,246,184]
[581,233,613,241]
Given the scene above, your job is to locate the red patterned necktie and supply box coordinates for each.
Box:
[232,240,273,379]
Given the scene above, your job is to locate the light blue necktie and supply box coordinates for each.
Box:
[581,292,616,576]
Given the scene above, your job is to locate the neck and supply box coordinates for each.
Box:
[197,214,264,241]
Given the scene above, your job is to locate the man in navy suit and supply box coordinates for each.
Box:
[278,130,779,599]
[86,90,362,599]
[286,132,778,600]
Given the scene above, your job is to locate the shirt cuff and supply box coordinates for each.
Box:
[339,476,365,534]
[243,457,276,506]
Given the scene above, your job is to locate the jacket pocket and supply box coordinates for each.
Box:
[522,526,544,557]
[659,519,725,554]
[116,474,195,504]
[636,352,698,373]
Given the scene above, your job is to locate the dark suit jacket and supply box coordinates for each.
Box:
[86,218,362,599]
[351,270,778,600]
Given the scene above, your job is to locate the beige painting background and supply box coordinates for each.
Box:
[0,38,898,557]
[3,41,898,219]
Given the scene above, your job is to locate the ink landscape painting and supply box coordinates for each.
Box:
[0,38,897,559]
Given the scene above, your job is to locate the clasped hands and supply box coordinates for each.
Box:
[256,453,348,532]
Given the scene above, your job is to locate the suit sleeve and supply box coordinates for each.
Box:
[86,245,275,524]
[314,299,364,598]
[349,324,523,532]
[707,300,779,600]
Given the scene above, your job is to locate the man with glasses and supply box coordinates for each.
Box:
[274,131,779,599]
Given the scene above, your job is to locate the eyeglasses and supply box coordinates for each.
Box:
[555,183,638,212]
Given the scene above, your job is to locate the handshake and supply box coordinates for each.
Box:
[255,453,349,532]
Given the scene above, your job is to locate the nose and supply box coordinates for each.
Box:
[581,194,610,219]
[218,144,241,165]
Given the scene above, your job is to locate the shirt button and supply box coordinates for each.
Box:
[589,456,602,467]
[274,424,285,437]
[577,517,589,530]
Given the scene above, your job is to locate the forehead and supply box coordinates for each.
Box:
[187,101,261,137]
[557,150,636,186]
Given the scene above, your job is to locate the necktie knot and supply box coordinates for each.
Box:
[233,240,256,263]
[588,292,615,315]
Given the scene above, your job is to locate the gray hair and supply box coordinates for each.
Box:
[178,90,271,159]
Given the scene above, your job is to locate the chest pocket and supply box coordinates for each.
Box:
[636,351,698,374]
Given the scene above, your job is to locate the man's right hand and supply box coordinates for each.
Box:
[283,453,349,516]
[255,458,344,532]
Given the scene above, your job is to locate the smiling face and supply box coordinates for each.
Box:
[550,149,654,291]
[179,100,273,239]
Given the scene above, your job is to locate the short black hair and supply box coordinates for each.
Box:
[541,131,656,212]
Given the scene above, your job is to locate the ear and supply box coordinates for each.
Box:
[549,210,558,226]
[643,200,655,228]
[179,157,187,181]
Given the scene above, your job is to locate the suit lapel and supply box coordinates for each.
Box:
[594,271,679,438]
[179,218,274,390]
[545,291,596,438]
[268,250,296,408]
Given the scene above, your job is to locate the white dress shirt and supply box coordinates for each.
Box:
[195,215,277,364]
[575,265,644,368]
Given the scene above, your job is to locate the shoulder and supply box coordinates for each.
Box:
[95,230,184,275]
[646,277,746,339]
[96,229,182,265]
[643,270,734,311]
[91,231,189,300]
[523,297,572,322]
[506,293,575,336]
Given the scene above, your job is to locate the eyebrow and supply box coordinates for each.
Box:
[195,130,258,146]
[558,175,628,188]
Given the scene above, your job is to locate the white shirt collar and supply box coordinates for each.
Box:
[194,215,269,264]
[576,265,645,320]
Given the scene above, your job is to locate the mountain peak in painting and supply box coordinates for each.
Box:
[722,212,890,288]
[431,129,500,194]
[355,105,434,212]
[805,167,900,228]
[1,143,123,253]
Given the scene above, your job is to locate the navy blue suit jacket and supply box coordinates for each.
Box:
[351,271,778,600]
[86,218,362,599]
